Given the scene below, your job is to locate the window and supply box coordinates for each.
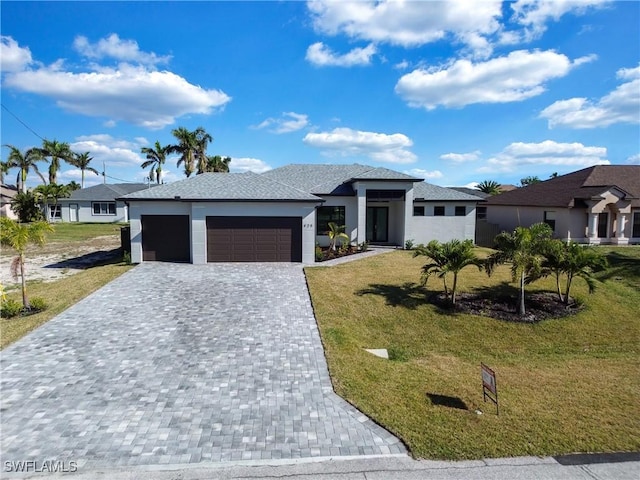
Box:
[413,205,425,216]
[49,204,61,220]
[476,206,487,221]
[455,206,466,217]
[92,202,116,216]
[317,206,345,234]
[434,206,445,216]
[633,212,640,238]
[598,212,608,238]
[544,211,556,231]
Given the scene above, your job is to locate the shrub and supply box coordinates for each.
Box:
[388,345,410,362]
[1,298,23,318]
[122,251,132,264]
[28,297,48,313]
[359,241,369,252]
[405,239,415,250]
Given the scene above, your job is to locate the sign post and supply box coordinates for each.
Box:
[481,363,499,415]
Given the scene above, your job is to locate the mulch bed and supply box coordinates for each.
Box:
[429,291,584,323]
[316,246,367,262]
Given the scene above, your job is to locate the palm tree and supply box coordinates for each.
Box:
[10,192,43,223]
[169,127,196,177]
[327,222,350,251]
[39,139,74,185]
[194,127,213,174]
[0,160,10,184]
[485,223,553,316]
[33,183,71,222]
[520,176,541,187]
[476,180,502,196]
[140,141,171,184]
[72,152,99,188]
[414,239,483,305]
[0,217,54,309]
[204,155,231,173]
[3,145,46,193]
[541,240,607,304]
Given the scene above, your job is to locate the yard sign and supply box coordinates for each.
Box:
[481,363,499,415]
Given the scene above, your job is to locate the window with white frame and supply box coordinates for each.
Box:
[92,202,116,216]
[49,204,61,219]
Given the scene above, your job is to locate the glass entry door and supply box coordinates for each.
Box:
[366,207,388,242]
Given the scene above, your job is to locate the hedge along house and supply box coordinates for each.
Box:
[121,164,482,264]
[484,165,640,245]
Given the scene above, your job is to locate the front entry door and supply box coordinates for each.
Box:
[69,204,78,222]
[366,207,388,243]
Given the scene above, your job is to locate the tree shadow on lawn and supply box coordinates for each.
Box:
[355,282,431,309]
[597,251,640,288]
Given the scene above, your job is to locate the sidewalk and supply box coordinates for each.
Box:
[4,453,638,480]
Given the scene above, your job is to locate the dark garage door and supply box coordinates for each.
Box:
[207,216,302,262]
[141,215,190,262]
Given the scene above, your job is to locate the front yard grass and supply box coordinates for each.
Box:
[1,260,133,349]
[43,222,126,243]
[305,247,640,460]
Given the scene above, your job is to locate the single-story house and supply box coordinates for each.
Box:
[121,164,480,264]
[1,184,18,219]
[485,165,640,245]
[56,183,151,223]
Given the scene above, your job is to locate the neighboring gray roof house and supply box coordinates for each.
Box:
[57,183,151,223]
[485,165,640,245]
[121,163,482,264]
[1,184,19,219]
[449,187,490,200]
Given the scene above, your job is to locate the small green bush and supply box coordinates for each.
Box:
[1,299,23,318]
[405,239,415,250]
[122,251,132,264]
[28,297,48,313]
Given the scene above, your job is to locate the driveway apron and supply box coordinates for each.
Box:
[0,263,404,469]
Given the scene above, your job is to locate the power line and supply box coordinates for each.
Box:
[1,103,45,141]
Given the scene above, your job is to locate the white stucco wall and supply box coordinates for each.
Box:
[315,196,358,247]
[411,202,476,245]
[127,200,318,264]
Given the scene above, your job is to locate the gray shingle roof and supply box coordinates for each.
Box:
[262,164,421,195]
[61,183,149,202]
[413,182,484,201]
[121,172,322,202]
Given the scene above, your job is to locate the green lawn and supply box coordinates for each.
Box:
[305,247,640,460]
[44,222,126,242]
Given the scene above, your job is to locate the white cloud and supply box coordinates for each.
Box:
[4,64,231,129]
[626,154,640,165]
[403,168,443,179]
[253,112,309,134]
[307,0,502,56]
[229,157,272,173]
[395,50,593,110]
[0,36,33,72]
[57,168,102,187]
[540,65,640,128]
[70,134,148,167]
[479,140,610,173]
[303,127,417,164]
[440,151,481,163]
[306,42,376,67]
[508,0,610,42]
[73,34,171,66]
[394,60,410,70]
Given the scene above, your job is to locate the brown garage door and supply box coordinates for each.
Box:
[141,215,190,262]
[206,216,302,262]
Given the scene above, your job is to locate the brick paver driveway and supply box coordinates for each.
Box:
[1,263,404,470]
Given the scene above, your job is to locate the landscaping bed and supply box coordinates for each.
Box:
[315,244,368,262]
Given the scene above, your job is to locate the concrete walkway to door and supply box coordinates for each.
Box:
[0,263,405,471]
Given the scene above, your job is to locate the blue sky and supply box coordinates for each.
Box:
[1,0,639,189]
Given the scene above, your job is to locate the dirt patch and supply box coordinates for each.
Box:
[430,291,583,323]
[0,235,122,288]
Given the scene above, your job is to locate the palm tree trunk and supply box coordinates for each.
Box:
[555,272,564,303]
[519,271,526,316]
[451,273,458,305]
[81,169,85,189]
[20,253,28,308]
[564,274,573,305]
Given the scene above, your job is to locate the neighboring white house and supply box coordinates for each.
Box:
[121,164,482,264]
[1,184,18,220]
[485,165,640,245]
[57,183,151,223]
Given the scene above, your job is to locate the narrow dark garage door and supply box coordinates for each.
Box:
[206,216,302,262]
[141,215,190,262]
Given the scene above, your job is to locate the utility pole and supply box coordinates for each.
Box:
[102,161,106,184]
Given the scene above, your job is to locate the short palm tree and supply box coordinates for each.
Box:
[3,144,46,192]
[0,217,54,309]
[141,141,171,184]
[33,183,71,221]
[204,155,231,173]
[485,223,553,316]
[72,152,99,188]
[476,180,502,196]
[327,222,350,251]
[39,139,74,185]
[414,239,483,305]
